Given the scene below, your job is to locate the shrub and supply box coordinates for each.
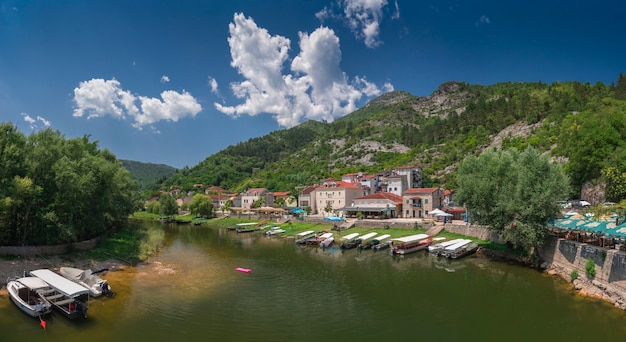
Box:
[570,269,579,281]
[585,258,596,278]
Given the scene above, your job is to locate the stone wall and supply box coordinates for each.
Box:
[443,222,503,243]
[541,237,626,309]
[0,238,99,257]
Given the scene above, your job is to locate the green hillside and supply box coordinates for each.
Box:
[120,160,177,190]
[162,75,626,201]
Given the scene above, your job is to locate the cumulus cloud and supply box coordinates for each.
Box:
[215,13,393,128]
[73,78,202,130]
[208,76,219,94]
[160,75,170,83]
[317,0,395,49]
[22,113,51,130]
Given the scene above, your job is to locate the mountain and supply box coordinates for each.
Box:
[162,76,626,200]
[120,160,178,190]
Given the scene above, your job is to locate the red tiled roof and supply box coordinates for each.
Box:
[403,187,440,194]
[316,180,361,190]
[356,192,403,204]
[272,191,290,197]
[299,186,317,195]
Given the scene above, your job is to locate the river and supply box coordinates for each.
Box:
[2,220,626,341]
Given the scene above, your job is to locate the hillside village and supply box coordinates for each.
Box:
[159,165,464,222]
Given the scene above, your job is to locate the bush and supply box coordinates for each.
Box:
[570,269,578,281]
[585,258,596,278]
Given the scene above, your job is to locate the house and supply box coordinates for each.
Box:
[314,179,368,217]
[393,165,423,189]
[272,191,297,207]
[297,186,317,213]
[240,188,270,209]
[339,192,403,219]
[382,175,405,197]
[402,188,444,218]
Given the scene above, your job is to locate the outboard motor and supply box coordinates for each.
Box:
[101,281,115,297]
[76,301,88,319]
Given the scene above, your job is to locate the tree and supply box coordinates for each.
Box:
[158,194,179,216]
[455,147,570,253]
[274,196,286,208]
[189,194,213,217]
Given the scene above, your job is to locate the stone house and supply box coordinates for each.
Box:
[402,187,444,218]
[314,179,368,217]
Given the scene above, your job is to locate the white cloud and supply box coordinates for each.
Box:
[215,13,392,128]
[477,15,491,26]
[208,76,219,94]
[22,113,51,130]
[317,0,392,48]
[73,78,202,130]
[161,75,170,83]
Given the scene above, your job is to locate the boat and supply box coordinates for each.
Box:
[236,227,261,233]
[340,233,361,249]
[437,239,472,257]
[307,232,333,245]
[367,234,391,249]
[372,240,392,250]
[391,234,431,255]
[265,226,286,235]
[295,230,316,244]
[59,267,114,297]
[356,232,378,249]
[29,269,90,319]
[320,235,335,248]
[443,240,479,259]
[7,276,53,318]
[428,238,465,253]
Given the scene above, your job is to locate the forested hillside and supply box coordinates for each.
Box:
[163,74,626,201]
[120,160,177,190]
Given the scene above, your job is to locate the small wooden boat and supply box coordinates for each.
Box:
[295,230,316,244]
[340,233,361,249]
[7,276,53,317]
[236,227,261,233]
[357,232,379,249]
[307,232,333,245]
[368,234,391,249]
[320,235,335,248]
[265,226,286,235]
[372,240,392,250]
[59,267,114,297]
[391,234,431,255]
[428,238,464,253]
[30,269,90,319]
[444,241,479,259]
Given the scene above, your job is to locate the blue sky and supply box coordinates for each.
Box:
[1,0,625,169]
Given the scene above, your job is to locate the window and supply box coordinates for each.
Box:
[425,199,429,204]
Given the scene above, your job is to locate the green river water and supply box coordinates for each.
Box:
[2,220,626,341]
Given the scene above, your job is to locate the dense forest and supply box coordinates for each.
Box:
[163,74,626,202]
[0,124,141,245]
[120,159,177,190]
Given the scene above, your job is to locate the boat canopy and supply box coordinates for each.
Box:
[30,269,90,298]
[319,232,333,239]
[296,230,315,237]
[435,239,464,248]
[445,239,472,251]
[373,234,391,242]
[16,276,50,290]
[359,232,378,241]
[341,233,360,241]
[394,234,429,243]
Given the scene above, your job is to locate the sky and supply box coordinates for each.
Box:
[1,0,625,169]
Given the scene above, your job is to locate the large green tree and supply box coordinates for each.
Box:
[189,194,213,217]
[0,123,140,245]
[455,147,570,253]
[158,194,179,216]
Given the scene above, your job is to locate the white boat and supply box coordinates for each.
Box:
[59,267,114,297]
[7,276,53,317]
[357,232,378,249]
[438,239,473,258]
[295,230,316,244]
[320,235,335,248]
[445,241,479,259]
[428,238,464,253]
[391,234,431,255]
[30,269,90,319]
[340,233,360,241]
[265,226,286,235]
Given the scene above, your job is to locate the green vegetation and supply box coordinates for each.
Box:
[585,258,596,278]
[570,269,579,281]
[455,147,570,254]
[0,123,141,246]
[156,77,626,204]
[120,159,177,190]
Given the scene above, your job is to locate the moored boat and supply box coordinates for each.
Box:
[428,238,465,253]
[308,232,333,245]
[59,267,114,298]
[391,234,431,255]
[29,269,90,319]
[320,235,335,248]
[265,226,286,235]
[7,276,53,318]
[356,232,378,249]
[444,241,479,259]
[372,240,392,250]
[437,239,473,258]
[339,233,361,249]
[295,230,316,244]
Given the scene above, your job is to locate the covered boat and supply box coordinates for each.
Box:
[295,230,316,244]
[7,276,53,318]
[30,269,89,319]
[320,235,335,248]
[428,238,464,253]
[59,267,114,297]
[391,234,431,255]
[443,240,479,259]
[356,232,378,249]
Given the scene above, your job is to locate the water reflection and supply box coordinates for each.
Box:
[2,221,626,341]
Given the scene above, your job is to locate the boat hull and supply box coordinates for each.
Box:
[7,279,52,317]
